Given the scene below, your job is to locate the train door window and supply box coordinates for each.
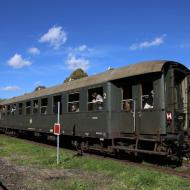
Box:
[19,103,23,115]
[33,100,39,114]
[68,92,80,112]
[141,81,154,109]
[41,98,48,115]
[7,105,10,116]
[53,95,62,114]
[11,104,16,115]
[88,87,104,111]
[122,85,133,112]
[26,101,31,115]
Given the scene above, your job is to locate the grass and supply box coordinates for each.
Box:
[0,134,190,190]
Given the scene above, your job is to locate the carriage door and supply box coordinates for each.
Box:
[121,84,135,133]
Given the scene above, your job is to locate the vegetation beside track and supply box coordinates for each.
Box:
[0,134,190,190]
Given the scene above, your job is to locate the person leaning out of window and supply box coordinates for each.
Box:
[92,92,103,110]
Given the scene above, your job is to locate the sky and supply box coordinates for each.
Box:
[0,0,190,98]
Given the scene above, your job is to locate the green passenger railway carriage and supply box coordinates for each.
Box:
[0,60,190,162]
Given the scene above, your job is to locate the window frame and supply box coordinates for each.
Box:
[32,99,39,114]
[68,92,80,113]
[121,85,133,112]
[87,87,104,112]
[25,101,31,115]
[53,95,62,115]
[40,98,48,115]
[141,81,154,110]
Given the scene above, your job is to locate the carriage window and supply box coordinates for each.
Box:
[7,105,10,116]
[53,95,62,114]
[68,92,79,112]
[141,81,154,109]
[0,106,2,120]
[0,106,4,119]
[122,85,133,112]
[88,87,104,111]
[26,101,31,115]
[33,100,39,114]
[174,70,185,110]
[41,98,48,115]
[11,104,16,115]
[19,103,23,115]
[1,106,6,117]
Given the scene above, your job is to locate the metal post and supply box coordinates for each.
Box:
[133,100,136,133]
[57,102,60,166]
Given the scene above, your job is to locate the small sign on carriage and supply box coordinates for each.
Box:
[166,112,172,121]
[54,123,61,135]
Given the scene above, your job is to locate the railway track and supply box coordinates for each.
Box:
[1,134,190,180]
[83,150,190,179]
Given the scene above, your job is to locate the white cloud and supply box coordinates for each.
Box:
[0,86,20,91]
[67,44,92,56]
[129,35,166,50]
[28,47,40,55]
[7,54,32,69]
[76,45,89,52]
[65,54,89,71]
[39,25,67,49]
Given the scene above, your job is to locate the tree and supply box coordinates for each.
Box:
[64,68,88,83]
[34,85,46,92]
[0,98,6,102]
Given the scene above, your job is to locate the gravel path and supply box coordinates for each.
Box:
[0,157,111,190]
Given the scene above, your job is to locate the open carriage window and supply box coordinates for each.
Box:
[33,100,39,114]
[88,87,104,111]
[26,101,31,115]
[11,104,16,115]
[122,85,133,112]
[53,95,62,114]
[41,98,48,115]
[68,92,80,112]
[0,106,5,119]
[7,105,10,116]
[0,106,6,118]
[19,103,23,115]
[141,81,154,109]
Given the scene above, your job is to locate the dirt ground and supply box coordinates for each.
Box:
[0,157,111,190]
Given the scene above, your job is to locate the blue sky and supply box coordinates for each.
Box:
[0,0,190,98]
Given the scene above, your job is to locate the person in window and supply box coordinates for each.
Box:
[92,92,103,110]
[144,91,153,109]
[11,106,16,115]
[123,101,132,112]
[71,103,79,112]
[34,102,38,108]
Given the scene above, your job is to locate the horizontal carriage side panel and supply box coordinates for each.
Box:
[109,110,166,137]
[60,112,107,138]
[0,111,108,139]
[109,112,134,137]
[139,110,166,134]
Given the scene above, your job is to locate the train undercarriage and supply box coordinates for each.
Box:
[1,126,190,166]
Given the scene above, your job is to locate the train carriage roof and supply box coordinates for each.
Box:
[0,60,188,105]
